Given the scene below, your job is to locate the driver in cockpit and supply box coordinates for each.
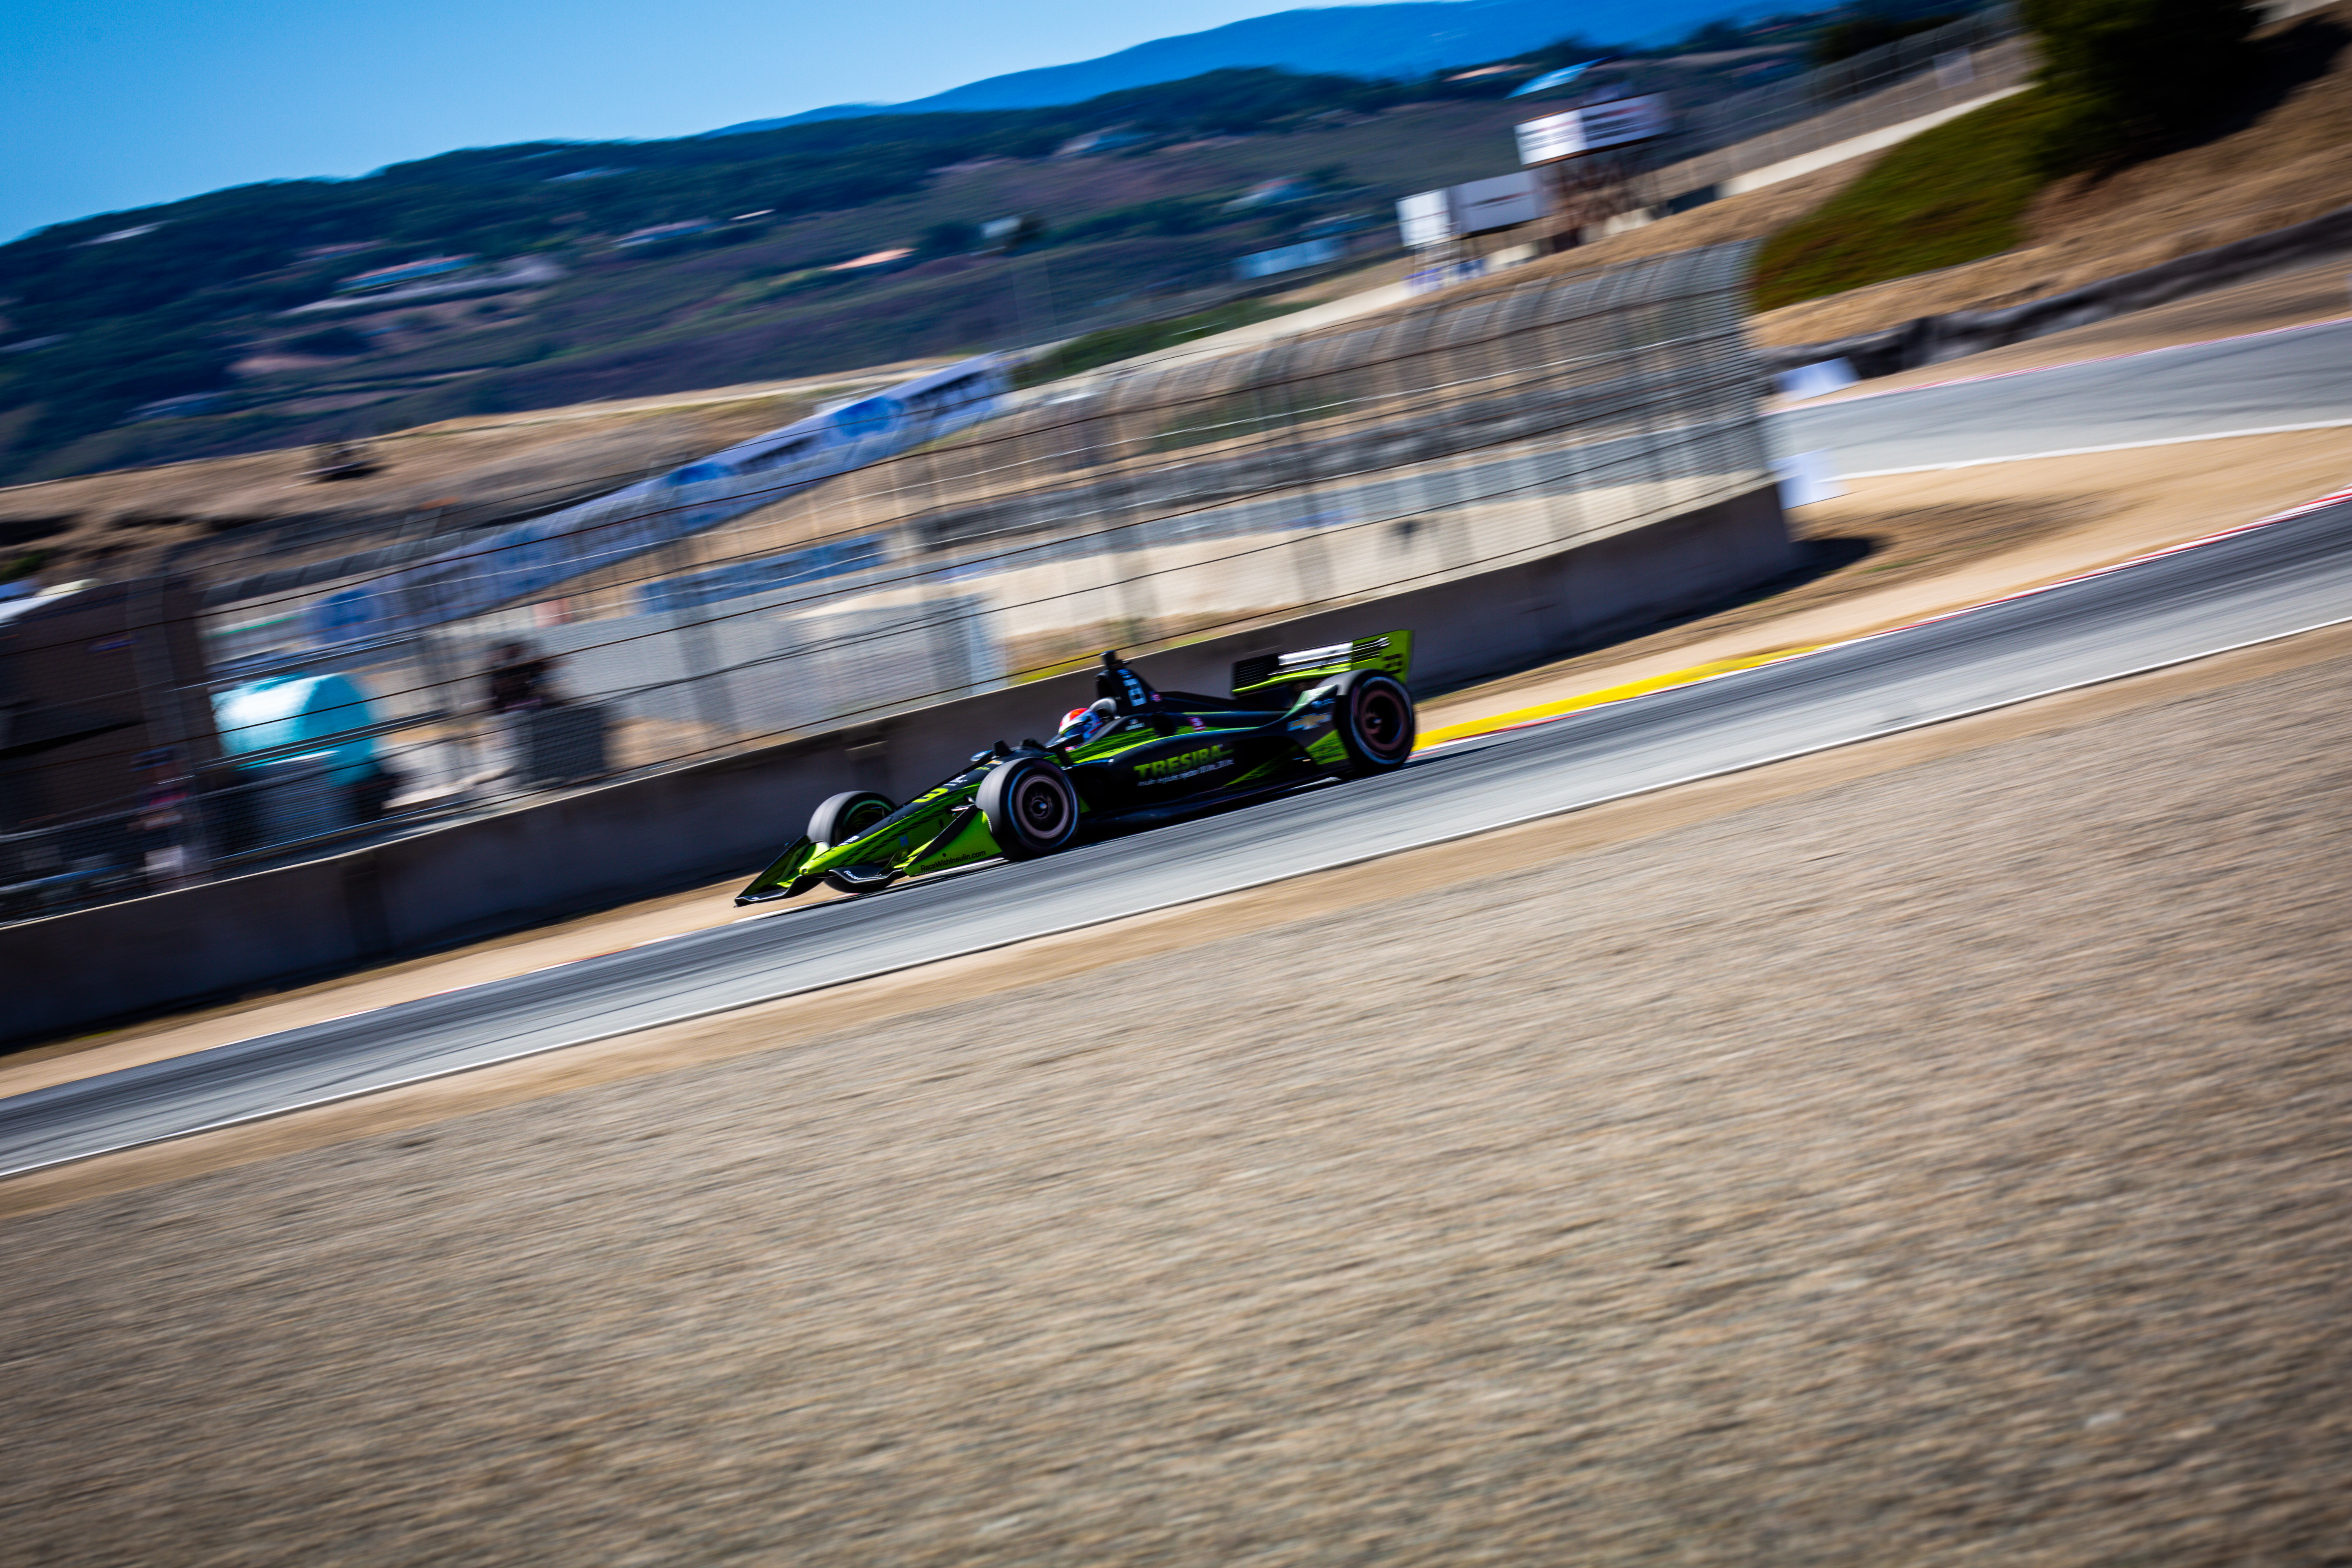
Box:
[1050,698,1120,754]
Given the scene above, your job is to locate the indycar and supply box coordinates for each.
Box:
[735,631,1418,904]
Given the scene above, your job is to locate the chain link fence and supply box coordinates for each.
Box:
[1633,6,2032,213]
[0,242,1771,923]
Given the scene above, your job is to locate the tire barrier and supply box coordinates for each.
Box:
[1759,203,2352,384]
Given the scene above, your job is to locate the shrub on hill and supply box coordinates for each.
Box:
[2020,0,2261,172]
[1751,91,2048,312]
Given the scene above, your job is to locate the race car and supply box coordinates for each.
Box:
[735,630,1417,904]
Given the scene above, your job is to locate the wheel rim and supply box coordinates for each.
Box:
[1016,774,1069,840]
[847,800,891,833]
[1357,686,1409,758]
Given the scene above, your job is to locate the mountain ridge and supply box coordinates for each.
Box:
[704,0,1732,134]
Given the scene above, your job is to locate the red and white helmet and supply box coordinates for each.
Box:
[1051,697,1118,749]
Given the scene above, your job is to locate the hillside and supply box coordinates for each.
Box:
[0,67,1621,489]
[1753,0,2352,346]
[0,0,1889,491]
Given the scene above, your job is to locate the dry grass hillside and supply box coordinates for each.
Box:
[0,372,928,589]
[1760,3,2352,343]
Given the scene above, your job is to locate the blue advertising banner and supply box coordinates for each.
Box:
[306,355,1009,644]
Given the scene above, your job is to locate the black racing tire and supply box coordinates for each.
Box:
[808,790,899,894]
[976,755,1080,860]
[1331,671,1416,775]
[808,790,896,847]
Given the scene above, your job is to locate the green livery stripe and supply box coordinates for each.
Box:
[1232,629,1414,696]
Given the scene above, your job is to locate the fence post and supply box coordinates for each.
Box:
[666,535,740,752]
[128,576,215,883]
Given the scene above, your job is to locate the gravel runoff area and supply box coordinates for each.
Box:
[7,650,2350,1566]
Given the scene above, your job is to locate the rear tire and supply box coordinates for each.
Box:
[808,790,898,894]
[1332,672,1416,775]
[976,756,1080,860]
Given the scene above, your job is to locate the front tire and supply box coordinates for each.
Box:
[1331,671,1416,775]
[808,790,899,894]
[976,756,1080,860]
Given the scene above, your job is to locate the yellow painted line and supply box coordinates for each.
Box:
[1414,649,1817,750]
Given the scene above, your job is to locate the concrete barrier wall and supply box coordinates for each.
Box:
[4,484,1788,1045]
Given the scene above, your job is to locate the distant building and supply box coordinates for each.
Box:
[1301,212,1379,241]
[334,255,478,293]
[826,247,914,272]
[1235,238,1343,281]
[1223,177,1317,212]
[79,223,163,246]
[979,215,1045,253]
[1054,128,1148,158]
[612,221,717,249]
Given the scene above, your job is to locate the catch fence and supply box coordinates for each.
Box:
[1634,6,2033,212]
[0,242,1772,921]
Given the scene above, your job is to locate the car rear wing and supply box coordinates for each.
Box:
[1230,630,1413,698]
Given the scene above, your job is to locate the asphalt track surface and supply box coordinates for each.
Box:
[1772,316,2352,473]
[6,338,2350,1177]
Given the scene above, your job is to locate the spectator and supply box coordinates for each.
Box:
[483,641,563,714]
[131,748,197,891]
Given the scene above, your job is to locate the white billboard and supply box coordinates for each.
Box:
[1516,94,1672,163]
[1450,172,1545,235]
[1396,189,1453,248]
[1396,174,1546,247]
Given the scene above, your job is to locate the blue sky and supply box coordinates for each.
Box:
[2,0,1365,241]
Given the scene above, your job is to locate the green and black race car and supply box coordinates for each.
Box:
[735,631,1417,904]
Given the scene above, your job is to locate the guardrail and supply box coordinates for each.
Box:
[1580,8,2036,229]
[1757,201,2352,381]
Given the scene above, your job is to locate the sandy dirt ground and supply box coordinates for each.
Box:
[13,419,2345,1095]
[4,632,2347,1566]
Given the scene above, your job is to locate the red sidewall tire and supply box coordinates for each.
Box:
[1334,672,1415,774]
[978,757,1079,860]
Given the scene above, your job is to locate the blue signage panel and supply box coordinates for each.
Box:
[307,356,1009,644]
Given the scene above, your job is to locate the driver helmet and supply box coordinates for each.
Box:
[1052,697,1118,750]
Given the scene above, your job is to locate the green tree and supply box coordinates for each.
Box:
[2020,0,2259,172]
[917,220,980,258]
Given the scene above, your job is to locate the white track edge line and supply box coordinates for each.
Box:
[1843,418,2352,477]
[9,606,2350,1185]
